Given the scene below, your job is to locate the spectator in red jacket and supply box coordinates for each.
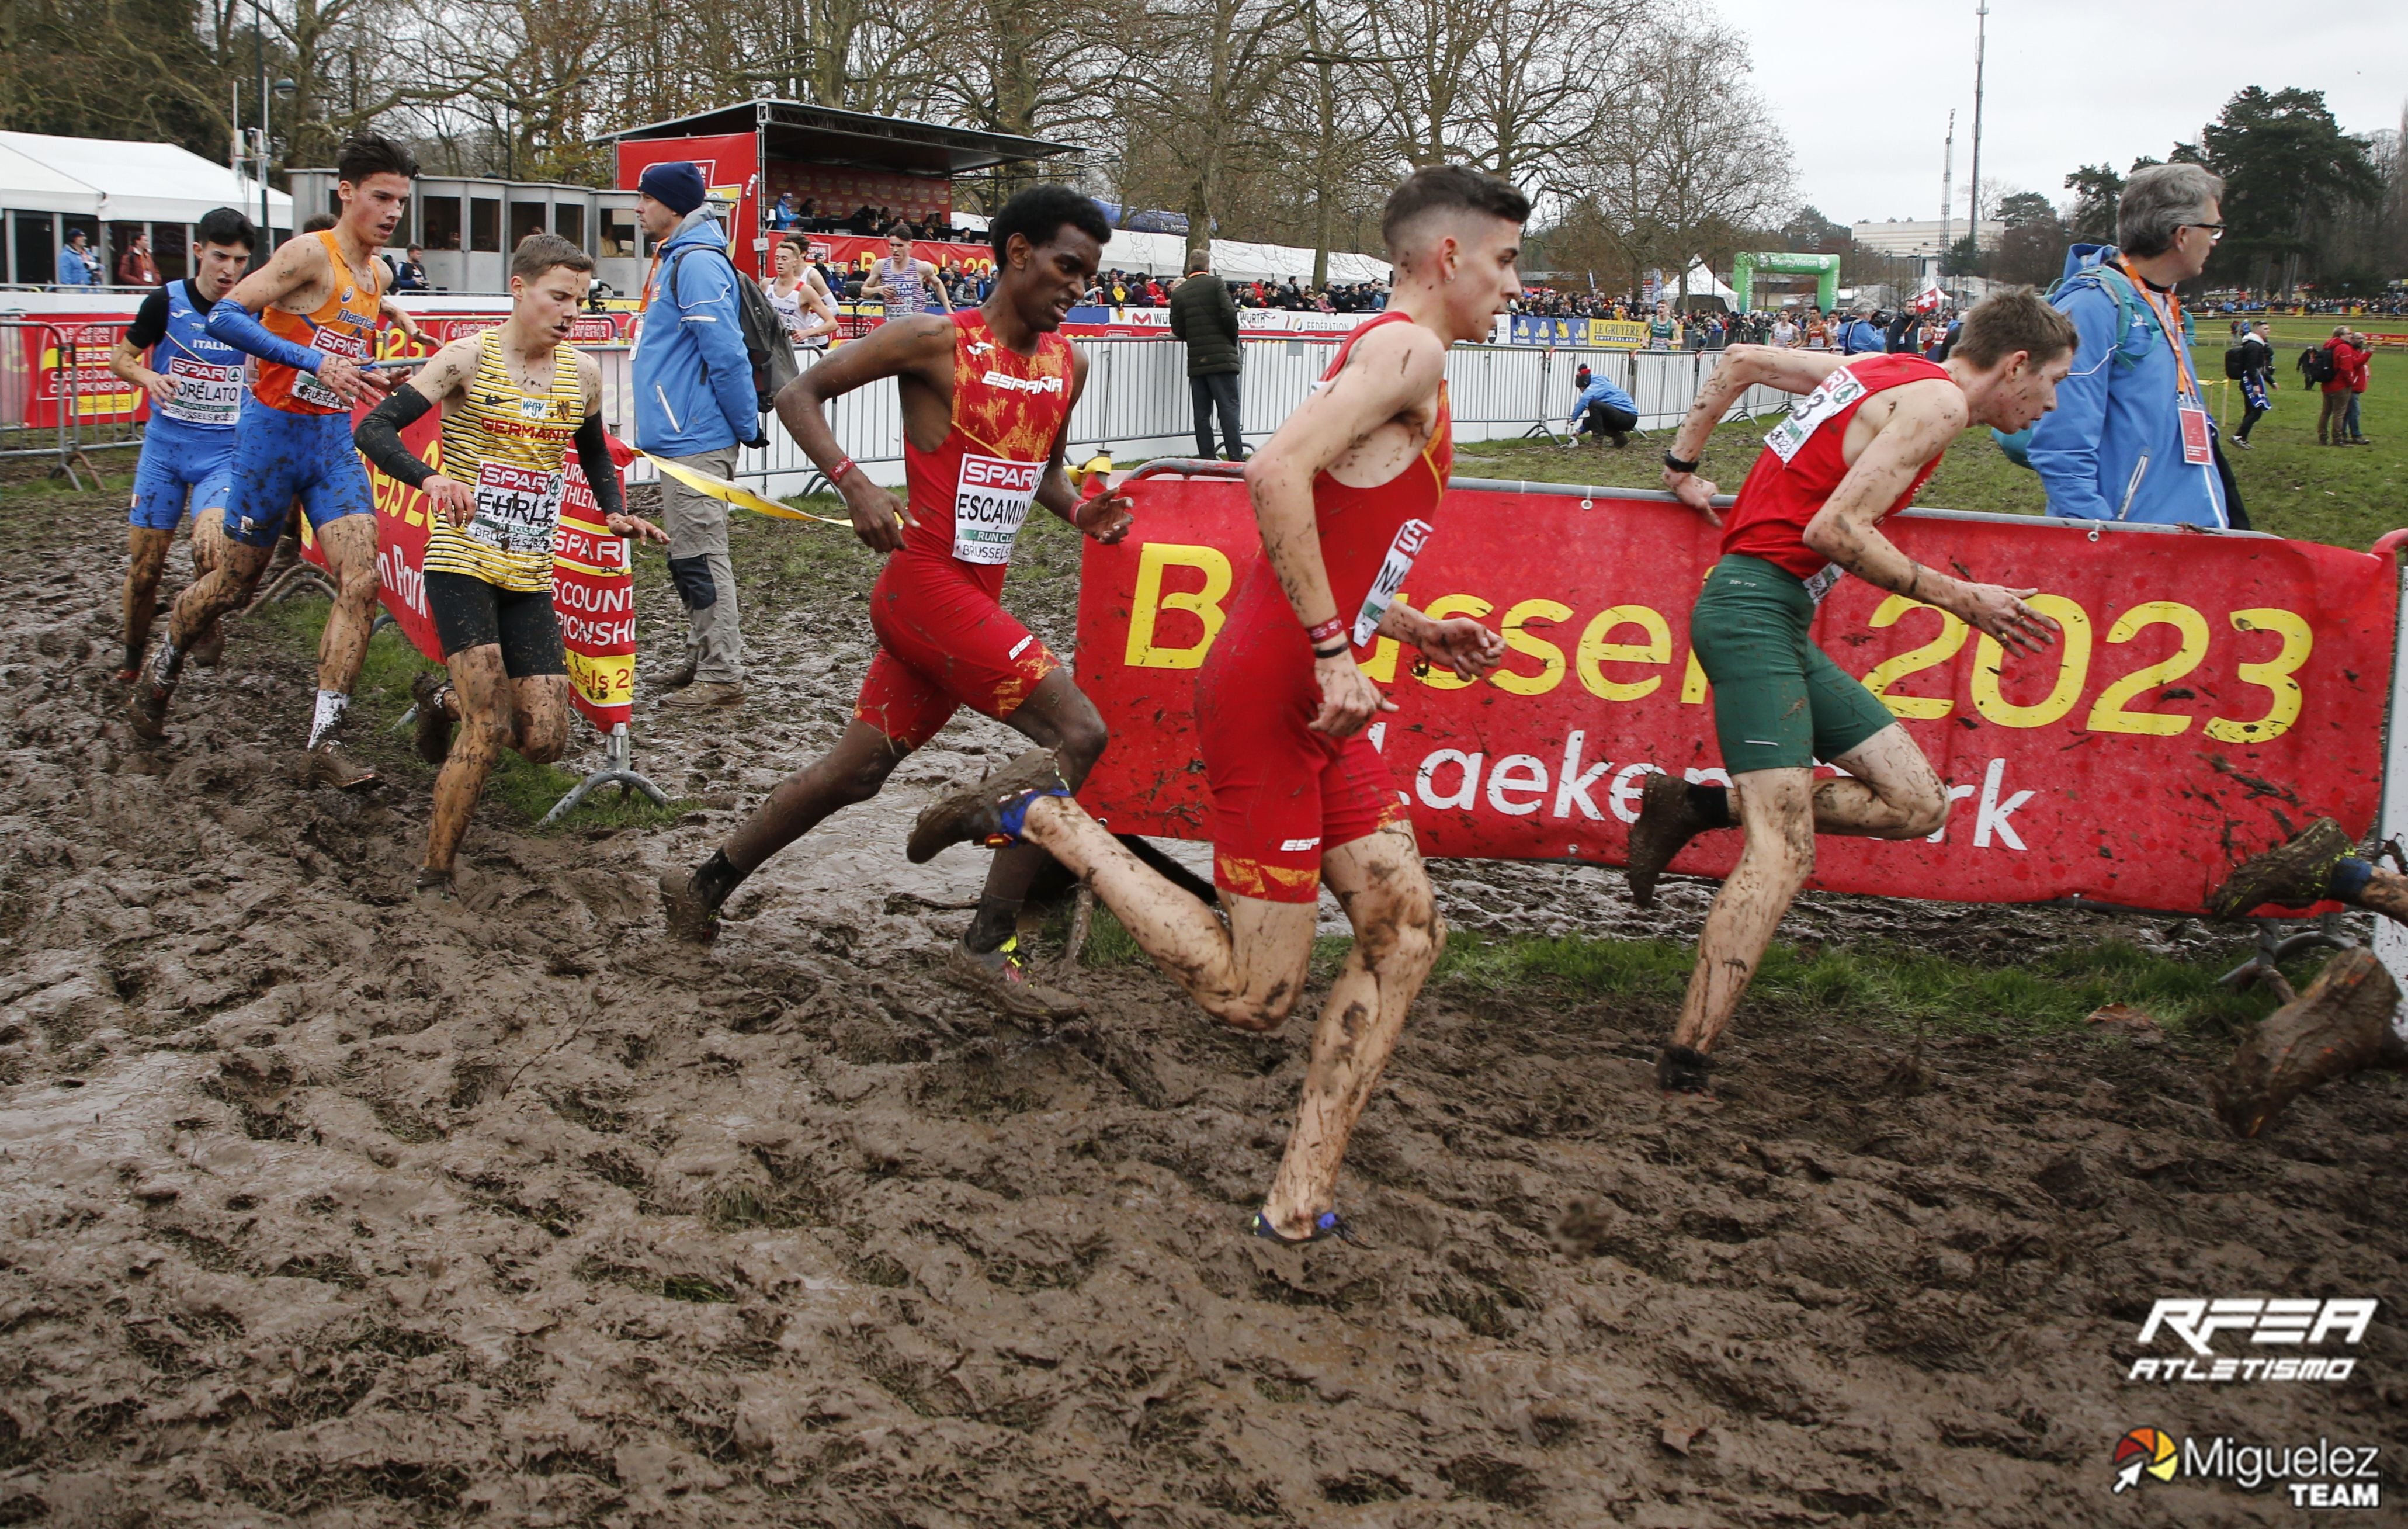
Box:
[2317,327,2362,446]
[2343,331,2372,445]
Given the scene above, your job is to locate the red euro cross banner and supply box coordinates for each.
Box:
[1073,469,2400,916]
[300,403,638,731]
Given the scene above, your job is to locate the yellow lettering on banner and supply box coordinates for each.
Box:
[1861,595,1968,720]
[1576,604,1671,702]
[1971,593,2091,727]
[564,648,635,706]
[1682,647,1710,703]
[1124,543,1233,670]
[1362,590,1404,682]
[1493,598,1572,696]
[2087,601,2209,736]
[2207,607,2313,743]
[1417,594,1495,689]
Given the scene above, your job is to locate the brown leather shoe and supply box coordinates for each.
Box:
[658,681,742,712]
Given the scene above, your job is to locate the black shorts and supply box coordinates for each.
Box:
[424,571,566,678]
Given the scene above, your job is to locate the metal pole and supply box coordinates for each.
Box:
[1967,2,1988,263]
[254,0,270,253]
[1941,108,1955,297]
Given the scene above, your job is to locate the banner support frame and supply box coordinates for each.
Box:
[539,722,667,826]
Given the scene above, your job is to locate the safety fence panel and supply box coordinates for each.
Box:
[1073,469,2396,917]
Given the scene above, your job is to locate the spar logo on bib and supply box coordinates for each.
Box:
[953,453,1044,565]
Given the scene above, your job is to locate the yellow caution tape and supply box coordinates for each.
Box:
[641,453,871,527]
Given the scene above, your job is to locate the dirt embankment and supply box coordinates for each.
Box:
[2,491,2403,1527]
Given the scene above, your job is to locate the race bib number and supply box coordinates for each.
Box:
[1353,517,1434,646]
[161,356,242,427]
[1762,365,1867,464]
[290,324,369,410]
[2177,401,2213,466]
[1801,563,1844,606]
[468,460,567,554]
[953,453,1043,565]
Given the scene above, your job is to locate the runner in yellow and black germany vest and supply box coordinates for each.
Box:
[354,233,666,898]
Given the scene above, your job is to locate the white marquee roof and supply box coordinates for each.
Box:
[0,131,294,225]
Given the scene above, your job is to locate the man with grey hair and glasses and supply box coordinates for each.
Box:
[2021,161,2240,528]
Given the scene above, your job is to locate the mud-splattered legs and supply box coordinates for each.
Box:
[1016,794,1316,1028]
[313,514,382,698]
[967,670,1109,952]
[1671,726,1947,1055]
[1259,820,1442,1237]
[717,721,912,876]
[169,538,272,649]
[123,527,175,670]
[422,647,568,874]
[2354,875,2408,925]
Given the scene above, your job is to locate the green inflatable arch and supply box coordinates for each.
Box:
[1730,252,1841,313]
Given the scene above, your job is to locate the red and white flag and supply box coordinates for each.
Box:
[1913,282,1945,314]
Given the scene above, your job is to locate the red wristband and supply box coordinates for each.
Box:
[1305,615,1346,646]
[828,456,858,484]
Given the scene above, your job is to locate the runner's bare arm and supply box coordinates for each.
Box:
[203,235,381,404]
[1804,381,2057,654]
[1034,349,1132,543]
[772,313,951,552]
[924,260,953,315]
[1660,344,1850,521]
[1243,320,1449,736]
[353,337,481,525]
[378,292,425,349]
[107,338,172,408]
[1375,601,1505,681]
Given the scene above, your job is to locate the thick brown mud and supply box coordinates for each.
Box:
[2,489,2403,1526]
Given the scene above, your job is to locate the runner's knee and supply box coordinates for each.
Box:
[1053,708,1108,785]
[519,724,567,765]
[1899,788,1948,840]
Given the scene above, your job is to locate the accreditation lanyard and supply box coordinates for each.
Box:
[2119,257,2213,466]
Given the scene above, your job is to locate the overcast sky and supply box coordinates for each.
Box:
[1708,0,2406,226]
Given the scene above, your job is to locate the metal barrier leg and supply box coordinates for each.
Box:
[540,722,668,827]
[242,563,340,614]
[2217,913,2358,1005]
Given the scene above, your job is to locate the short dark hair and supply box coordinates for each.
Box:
[300,213,338,233]
[1952,286,2079,369]
[195,207,258,251]
[1380,165,1529,256]
[511,233,594,283]
[336,131,419,185]
[988,185,1111,262]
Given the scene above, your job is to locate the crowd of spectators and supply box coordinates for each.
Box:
[1068,269,1396,313]
[765,193,981,244]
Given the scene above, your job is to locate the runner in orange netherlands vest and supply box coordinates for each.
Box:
[1621,289,2080,1095]
[131,133,425,790]
[657,185,1134,1018]
[907,167,1526,1246]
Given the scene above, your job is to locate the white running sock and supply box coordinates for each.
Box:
[307,689,348,750]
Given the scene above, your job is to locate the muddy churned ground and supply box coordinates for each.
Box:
[2,484,2404,1528]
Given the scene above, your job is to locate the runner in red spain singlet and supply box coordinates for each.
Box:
[1196,310,1453,900]
[657,186,1133,1022]
[1623,291,2079,1097]
[910,168,1530,1247]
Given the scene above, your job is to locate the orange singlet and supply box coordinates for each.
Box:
[251,228,384,415]
[852,307,1077,749]
[1195,311,1453,902]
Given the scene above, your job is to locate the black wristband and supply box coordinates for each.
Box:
[1312,640,1351,660]
[1662,448,1700,474]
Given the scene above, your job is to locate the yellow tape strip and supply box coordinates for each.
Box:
[642,453,862,526]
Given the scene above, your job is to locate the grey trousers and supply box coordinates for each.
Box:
[657,444,744,684]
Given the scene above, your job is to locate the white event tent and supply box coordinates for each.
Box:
[1,130,293,287]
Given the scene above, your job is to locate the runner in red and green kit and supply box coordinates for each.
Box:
[657,185,1134,1019]
[909,167,1525,1246]
[1624,288,2081,1094]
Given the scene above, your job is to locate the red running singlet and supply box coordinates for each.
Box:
[1195,311,1453,902]
[854,308,1078,749]
[1719,352,1954,580]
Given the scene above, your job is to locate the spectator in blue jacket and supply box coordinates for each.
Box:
[55,230,96,287]
[1838,309,1885,354]
[2024,162,2233,528]
[632,160,761,708]
[1564,370,1639,448]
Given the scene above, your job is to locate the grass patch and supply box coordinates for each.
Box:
[250,592,686,831]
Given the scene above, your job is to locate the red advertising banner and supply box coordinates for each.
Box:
[1074,475,2398,915]
[303,403,637,731]
[615,132,761,276]
[802,233,998,278]
[20,320,140,426]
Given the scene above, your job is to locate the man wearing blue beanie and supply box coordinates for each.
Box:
[633,160,759,708]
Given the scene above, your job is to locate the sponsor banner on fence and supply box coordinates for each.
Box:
[302,400,636,731]
[1504,315,1651,348]
[1073,475,2396,914]
[19,320,141,426]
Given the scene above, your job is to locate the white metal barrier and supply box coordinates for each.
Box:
[585,336,1788,500]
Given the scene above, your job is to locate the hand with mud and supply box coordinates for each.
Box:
[607,513,670,545]
[839,474,911,555]
[133,369,174,411]
[1415,615,1504,682]
[1949,582,2057,654]
[311,354,388,408]
[421,474,476,528]
[1663,469,1723,528]
[1072,490,1134,545]
[1310,651,1394,737]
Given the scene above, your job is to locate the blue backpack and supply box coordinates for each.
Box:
[1993,245,2181,467]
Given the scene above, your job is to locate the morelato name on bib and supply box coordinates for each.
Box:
[953,453,1043,564]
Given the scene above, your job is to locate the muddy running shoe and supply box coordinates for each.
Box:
[1250,1207,1366,1247]
[2210,948,2408,1138]
[414,867,456,902]
[187,619,225,670]
[1657,1044,1715,1094]
[2208,817,2357,920]
[943,935,1084,1021]
[127,683,172,740]
[907,748,1069,865]
[411,671,455,764]
[658,865,723,945]
[302,740,380,791]
[1626,771,1725,909]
